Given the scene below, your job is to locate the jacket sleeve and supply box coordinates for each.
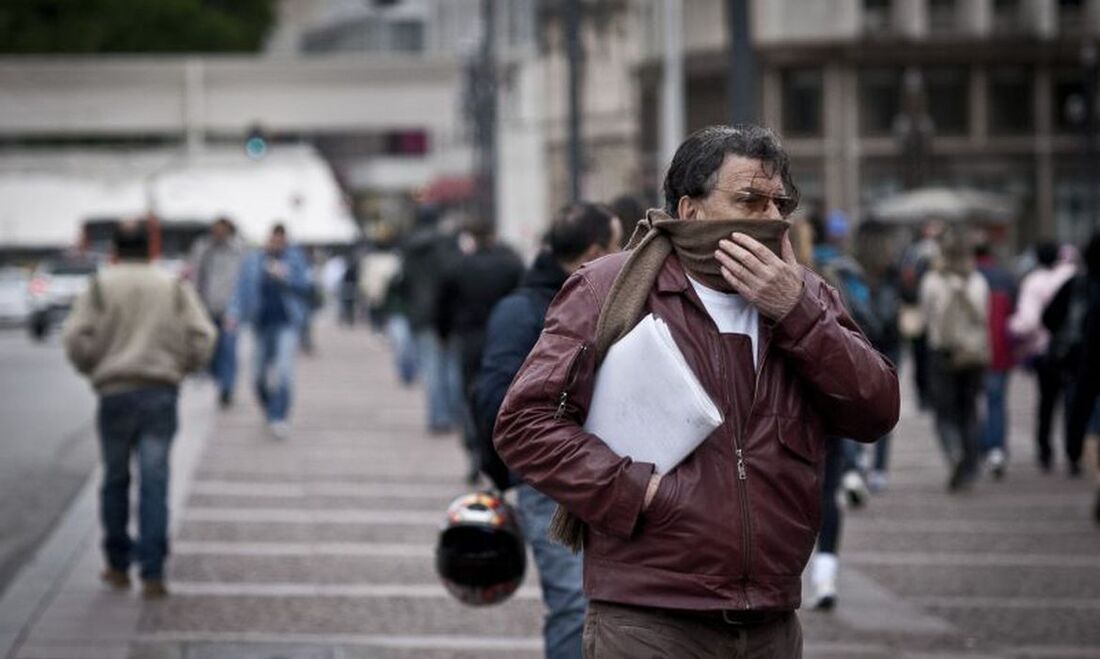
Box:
[471,295,540,490]
[178,280,218,373]
[493,271,654,539]
[225,253,254,325]
[770,268,900,442]
[61,288,106,375]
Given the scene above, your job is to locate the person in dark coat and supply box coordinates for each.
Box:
[1044,233,1100,482]
[399,206,462,433]
[436,217,524,482]
[471,202,621,659]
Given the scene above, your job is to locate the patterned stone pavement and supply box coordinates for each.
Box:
[2,320,1099,659]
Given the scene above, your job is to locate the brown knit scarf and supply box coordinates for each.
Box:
[548,209,790,551]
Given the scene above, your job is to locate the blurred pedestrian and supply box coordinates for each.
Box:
[806,212,902,610]
[339,249,360,326]
[188,217,244,408]
[227,224,312,440]
[899,219,945,411]
[494,125,899,656]
[436,217,523,484]
[299,246,322,355]
[920,228,990,491]
[608,193,646,248]
[1009,242,1077,472]
[399,206,463,434]
[974,241,1017,479]
[472,202,621,659]
[62,221,216,599]
[1042,234,1100,480]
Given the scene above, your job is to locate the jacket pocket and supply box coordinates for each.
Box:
[535,333,588,409]
[776,416,824,465]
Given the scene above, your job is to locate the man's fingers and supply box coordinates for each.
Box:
[715,249,763,287]
[718,239,766,273]
[731,233,781,266]
[780,229,798,266]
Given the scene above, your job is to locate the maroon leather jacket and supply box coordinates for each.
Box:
[494,252,899,612]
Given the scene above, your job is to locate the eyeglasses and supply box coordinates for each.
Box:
[714,187,798,218]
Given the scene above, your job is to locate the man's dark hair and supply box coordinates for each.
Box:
[663,124,799,218]
[1035,241,1059,268]
[546,202,616,263]
[214,216,235,233]
[271,223,287,237]
[113,221,149,260]
[608,194,646,246]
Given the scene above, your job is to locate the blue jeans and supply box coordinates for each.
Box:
[385,314,418,385]
[515,484,586,659]
[97,387,178,579]
[254,324,298,422]
[983,371,1010,454]
[415,329,462,431]
[210,316,238,398]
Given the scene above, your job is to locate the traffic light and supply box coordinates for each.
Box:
[245,124,268,160]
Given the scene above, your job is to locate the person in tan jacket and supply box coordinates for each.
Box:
[63,222,215,598]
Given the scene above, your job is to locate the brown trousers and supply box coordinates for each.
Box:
[583,601,803,659]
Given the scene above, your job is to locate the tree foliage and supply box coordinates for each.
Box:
[0,0,276,53]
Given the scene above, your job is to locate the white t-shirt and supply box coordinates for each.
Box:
[687,276,760,369]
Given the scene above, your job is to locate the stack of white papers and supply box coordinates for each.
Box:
[583,314,724,474]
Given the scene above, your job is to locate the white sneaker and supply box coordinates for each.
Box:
[268,421,290,441]
[987,448,1007,480]
[811,553,838,610]
[842,470,869,509]
[867,470,888,494]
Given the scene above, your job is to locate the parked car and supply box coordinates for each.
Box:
[27,257,99,341]
[0,267,31,327]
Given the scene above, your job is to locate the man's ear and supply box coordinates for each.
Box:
[678,195,699,220]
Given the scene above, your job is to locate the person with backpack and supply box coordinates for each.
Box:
[919,227,990,491]
[62,222,216,598]
[471,202,622,659]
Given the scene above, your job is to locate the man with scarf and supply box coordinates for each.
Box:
[494,125,899,657]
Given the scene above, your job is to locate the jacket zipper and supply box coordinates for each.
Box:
[553,344,589,420]
[712,338,752,609]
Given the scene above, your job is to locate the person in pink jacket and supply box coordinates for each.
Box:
[1009,243,1077,472]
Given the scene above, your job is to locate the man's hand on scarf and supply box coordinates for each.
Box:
[715,230,804,320]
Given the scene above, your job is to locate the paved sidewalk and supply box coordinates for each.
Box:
[3,322,1099,659]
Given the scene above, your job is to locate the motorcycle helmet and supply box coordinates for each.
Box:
[435,491,526,606]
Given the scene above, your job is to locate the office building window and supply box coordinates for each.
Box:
[863,0,892,35]
[859,68,901,136]
[992,0,1024,34]
[926,67,969,135]
[1059,0,1085,34]
[781,68,824,137]
[1053,69,1089,133]
[928,0,958,33]
[988,66,1034,134]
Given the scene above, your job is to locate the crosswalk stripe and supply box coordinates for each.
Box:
[190,480,465,499]
[168,582,541,599]
[174,541,434,557]
[185,508,442,525]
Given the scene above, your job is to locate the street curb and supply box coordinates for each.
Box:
[0,379,217,659]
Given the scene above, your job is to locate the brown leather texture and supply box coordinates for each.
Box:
[494,251,900,612]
